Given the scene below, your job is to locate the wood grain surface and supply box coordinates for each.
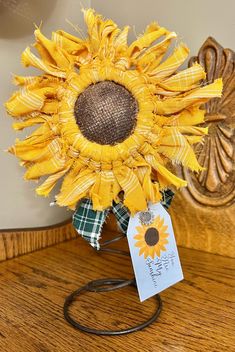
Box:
[0,219,77,262]
[0,233,234,352]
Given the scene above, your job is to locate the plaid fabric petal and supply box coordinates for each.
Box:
[73,189,174,250]
[112,201,130,234]
[160,189,175,209]
[72,198,109,250]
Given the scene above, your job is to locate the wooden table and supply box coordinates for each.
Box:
[0,234,234,352]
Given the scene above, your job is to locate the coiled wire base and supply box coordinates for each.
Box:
[63,234,163,335]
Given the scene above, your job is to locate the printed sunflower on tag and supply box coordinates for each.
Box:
[5,8,223,249]
[134,215,169,259]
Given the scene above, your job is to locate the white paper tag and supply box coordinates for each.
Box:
[126,202,183,302]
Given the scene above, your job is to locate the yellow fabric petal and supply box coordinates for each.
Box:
[136,31,176,70]
[21,47,66,78]
[56,168,96,207]
[113,166,147,214]
[176,126,208,135]
[148,43,189,80]
[5,86,57,117]
[98,20,119,60]
[17,138,64,165]
[12,116,44,130]
[53,30,87,50]
[114,25,129,52]
[24,153,66,180]
[12,75,41,86]
[155,79,223,115]
[146,155,187,188]
[176,106,205,126]
[128,28,174,60]
[90,171,114,210]
[112,179,122,203]
[58,159,85,193]
[157,127,203,170]
[34,29,72,68]
[34,43,56,66]
[82,8,101,52]
[41,100,59,114]
[52,30,90,65]
[13,74,62,88]
[13,137,52,162]
[154,106,206,127]
[135,165,161,203]
[144,22,161,34]
[185,135,204,145]
[99,19,117,43]
[36,161,72,196]
[11,120,64,165]
[131,157,162,203]
[158,63,206,92]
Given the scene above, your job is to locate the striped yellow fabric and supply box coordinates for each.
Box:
[155,79,222,115]
[5,8,223,214]
[159,63,206,91]
[148,43,189,79]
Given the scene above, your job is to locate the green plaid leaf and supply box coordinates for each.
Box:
[73,189,174,250]
[72,198,109,250]
[160,189,175,210]
[112,201,130,234]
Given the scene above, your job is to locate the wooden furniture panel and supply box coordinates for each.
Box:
[0,220,77,262]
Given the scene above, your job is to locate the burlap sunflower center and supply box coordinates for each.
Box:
[74,81,138,145]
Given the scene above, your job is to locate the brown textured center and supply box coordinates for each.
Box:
[144,228,160,246]
[74,81,138,145]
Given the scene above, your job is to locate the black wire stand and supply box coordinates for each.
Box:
[63,234,163,335]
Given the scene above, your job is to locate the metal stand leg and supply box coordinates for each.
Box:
[63,235,163,335]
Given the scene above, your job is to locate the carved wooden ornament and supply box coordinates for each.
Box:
[179,37,235,207]
[168,37,235,257]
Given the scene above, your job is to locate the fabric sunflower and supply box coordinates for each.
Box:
[5,8,223,215]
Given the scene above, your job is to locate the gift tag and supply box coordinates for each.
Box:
[126,202,183,302]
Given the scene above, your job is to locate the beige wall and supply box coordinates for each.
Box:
[0,0,234,228]
[0,0,90,228]
[91,0,235,55]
